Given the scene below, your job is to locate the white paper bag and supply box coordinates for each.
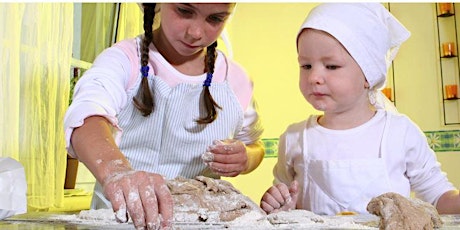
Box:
[0,157,27,220]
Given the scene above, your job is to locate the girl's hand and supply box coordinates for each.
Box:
[102,170,174,230]
[202,139,248,177]
[260,181,299,214]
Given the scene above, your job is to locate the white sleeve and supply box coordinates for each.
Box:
[273,130,295,185]
[64,47,132,158]
[273,121,306,185]
[234,97,264,145]
[404,119,456,205]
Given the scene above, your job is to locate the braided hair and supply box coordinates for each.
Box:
[133,3,156,116]
[134,3,221,124]
[196,41,222,124]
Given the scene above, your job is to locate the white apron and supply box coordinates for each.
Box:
[91,39,244,209]
[302,113,393,215]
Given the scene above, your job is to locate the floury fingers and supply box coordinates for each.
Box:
[201,151,214,164]
[202,139,235,165]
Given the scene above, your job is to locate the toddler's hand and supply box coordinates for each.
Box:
[260,181,299,214]
[102,170,173,230]
[202,139,248,177]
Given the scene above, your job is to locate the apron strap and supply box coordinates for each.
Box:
[379,111,391,158]
[217,50,230,81]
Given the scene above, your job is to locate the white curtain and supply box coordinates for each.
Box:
[0,3,73,211]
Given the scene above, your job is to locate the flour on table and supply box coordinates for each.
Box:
[50,209,125,226]
[78,208,118,222]
[51,209,376,229]
[49,176,377,229]
[262,210,376,229]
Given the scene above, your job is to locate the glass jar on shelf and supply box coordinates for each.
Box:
[438,3,454,17]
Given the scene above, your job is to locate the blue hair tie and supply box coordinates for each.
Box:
[203,72,213,87]
[141,66,149,78]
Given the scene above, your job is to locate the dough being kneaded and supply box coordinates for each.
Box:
[167,176,265,223]
[367,192,443,230]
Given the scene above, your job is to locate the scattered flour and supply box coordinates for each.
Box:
[226,209,377,229]
[49,209,377,229]
[50,209,122,226]
[48,176,377,229]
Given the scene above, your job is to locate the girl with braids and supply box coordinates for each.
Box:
[64,3,264,229]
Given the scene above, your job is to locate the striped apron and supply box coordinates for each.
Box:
[91,46,244,209]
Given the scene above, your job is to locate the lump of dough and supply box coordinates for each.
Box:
[167,176,265,223]
[367,192,443,230]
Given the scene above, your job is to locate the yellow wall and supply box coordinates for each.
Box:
[224,3,460,203]
[392,2,460,194]
[227,3,319,138]
[390,3,442,130]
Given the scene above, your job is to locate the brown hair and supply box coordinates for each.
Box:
[196,41,222,124]
[134,3,221,124]
[133,3,156,116]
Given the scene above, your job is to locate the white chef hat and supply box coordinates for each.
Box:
[297,3,410,110]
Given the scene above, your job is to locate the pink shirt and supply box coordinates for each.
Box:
[114,38,254,110]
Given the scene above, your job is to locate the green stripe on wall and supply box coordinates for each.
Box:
[261,138,279,158]
[262,130,460,158]
[425,130,460,152]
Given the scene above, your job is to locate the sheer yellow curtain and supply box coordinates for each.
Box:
[0,3,73,211]
[116,3,143,42]
[79,3,117,63]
